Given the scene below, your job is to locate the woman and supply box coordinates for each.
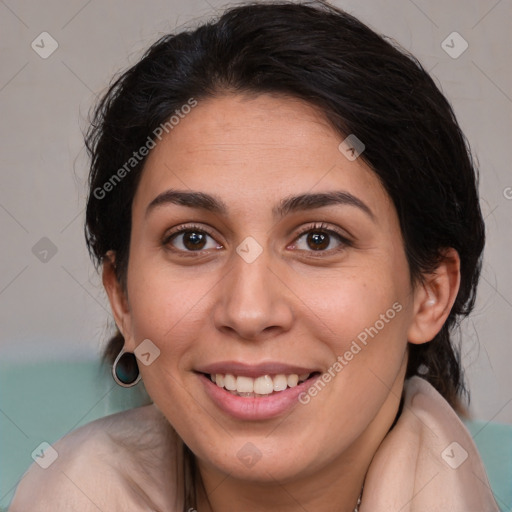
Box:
[10,1,500,511]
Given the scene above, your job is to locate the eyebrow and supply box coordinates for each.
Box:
[146,189,375,221]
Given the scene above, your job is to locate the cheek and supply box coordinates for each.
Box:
[293,260,412,411]
[124,256,217,356]
[292,273,410,444]
[293,264,407,348]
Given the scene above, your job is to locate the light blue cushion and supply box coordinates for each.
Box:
[1,361,511,510]
[0,360,150,510]
[463,418,512,511]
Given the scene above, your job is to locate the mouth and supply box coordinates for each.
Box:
[202,371,321,398]
[195,364,322,420]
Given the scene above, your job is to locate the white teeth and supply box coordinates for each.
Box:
[209,372,312,395]
[224,374,237,391]
[253,375,274,395]
[287,374,299,387]
[236,375,254,393]
[273,374,288,391]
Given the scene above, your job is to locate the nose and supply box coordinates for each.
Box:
[213,247,294,341]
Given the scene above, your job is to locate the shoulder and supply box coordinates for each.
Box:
[360,376,500,511]
[10,405,183,512]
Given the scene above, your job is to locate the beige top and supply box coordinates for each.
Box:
[10,376,499,511]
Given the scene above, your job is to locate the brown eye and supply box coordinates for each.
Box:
[181,230,207,250]
[291,223,351,255]
[306,231,330,250]
[164,225,222,253]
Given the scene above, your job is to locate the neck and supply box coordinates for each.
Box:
[196,457,365,512]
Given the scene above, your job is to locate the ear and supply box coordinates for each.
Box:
[102,251,135,351]
[407,248,461,344]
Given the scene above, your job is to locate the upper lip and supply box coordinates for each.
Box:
[195,361,320,378]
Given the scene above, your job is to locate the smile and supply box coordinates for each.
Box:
[196,363,321,420]
[209,372,313,397]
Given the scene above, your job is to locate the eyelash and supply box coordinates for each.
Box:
[292,222,352,256]
[162,224,219,256]
[162,222,351,257]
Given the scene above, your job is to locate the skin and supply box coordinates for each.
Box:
[103,93,460,512]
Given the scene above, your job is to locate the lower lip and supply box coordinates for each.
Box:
[198,373,319,420]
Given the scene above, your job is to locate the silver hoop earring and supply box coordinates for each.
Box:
[112,349,141,387]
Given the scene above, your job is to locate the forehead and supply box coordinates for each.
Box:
[132,93,392,220]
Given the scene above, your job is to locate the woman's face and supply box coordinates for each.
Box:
[116,93,420,482]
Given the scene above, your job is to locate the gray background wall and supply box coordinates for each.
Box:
[0,0,511,422]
